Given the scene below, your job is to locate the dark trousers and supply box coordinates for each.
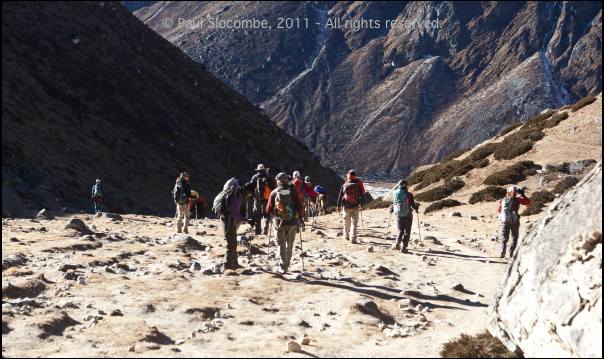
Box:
[221,216,239,268]
[396,215,413,249]
[93,196,102,213]
[500,221,520,257]
[253,198,270,235]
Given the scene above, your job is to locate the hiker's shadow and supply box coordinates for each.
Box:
[413,249,508,265]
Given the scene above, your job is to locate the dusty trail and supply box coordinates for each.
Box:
[2,206,513,357]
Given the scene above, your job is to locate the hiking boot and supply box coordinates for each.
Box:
[351,239,358,244]
[499,253,506,259]
[183,228,189,234]
[392,244,401,251]
[400,247,409,254]
[345,237,350,242]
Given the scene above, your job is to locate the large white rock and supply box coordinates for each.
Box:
[489,163,602,358]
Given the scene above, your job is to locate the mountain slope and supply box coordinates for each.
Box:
[1,1,342,216]
[137,1,602,178]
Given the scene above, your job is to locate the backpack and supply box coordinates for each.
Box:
[314,185,326,194]
[342,181,359,208]
[274,187,296,221]
[499,197,519,224]
[213,178,239,216]
[394,189,411,217]
[255,175,272,201]
[173,181,189,204]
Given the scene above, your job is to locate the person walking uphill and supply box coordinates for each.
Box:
[266,173,304,274]
[213,179,253,270]
[337,170,366,244]
[391,179,419,253]
[173,172,192,234]
[292,171,317,222]
[251,164,275,235]
[91,179,103,214]
[497,186,531,258]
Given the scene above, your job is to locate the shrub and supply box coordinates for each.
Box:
[443,147,470,162]
[553,176,580,195]
[474,158,490,168]
[415,179,465,202]
[498,122,522,137]
[493,137,534,160]
[571,95,597,112]
[425,199,463,214]
[440,331,520,358]
[484,161,541,186]
[468,186,507,204]
[468,143,500,161]
[544,112,569,128]
[521,190,555,216]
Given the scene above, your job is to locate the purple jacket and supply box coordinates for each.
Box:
[228,194,247,223]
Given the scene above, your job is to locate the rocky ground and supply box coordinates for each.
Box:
[2,205,519,357]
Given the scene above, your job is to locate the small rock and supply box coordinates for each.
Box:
[77,276,86,285]
[367,246,374,253]
[470,216,479,220]
[128,345,136,352]
[287,341,302,353]
[9,237,20,242]
[64,217,93,235]
[190,262,202,271]
[450,212,462,218]
[63,271,77,280]
[36,208,55,220]
[301,337,311,345]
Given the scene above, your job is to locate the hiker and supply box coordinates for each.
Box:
[266,172,304,273]
[314,185,328,215]
[337,170,366,244]
[173,172,192,234]
[497,186,531,258]
[303,176,319,218]
[390,179,420,253]
[250,164,275,235]
[91,179,103,213]
[213,178,254,269]
[292,171,317,222]
[189,190,207,219]
[212,178,253,269]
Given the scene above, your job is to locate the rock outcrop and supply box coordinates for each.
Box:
[489,163,602,358]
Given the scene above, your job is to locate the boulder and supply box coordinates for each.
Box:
[449,211,462,218]
[64,218,93,235]
[489,164,602,358]
[36,208,54,220]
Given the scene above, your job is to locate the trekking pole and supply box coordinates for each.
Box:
[386,212,392,241]
[299,227,305,272]
[360,207,364,231]
[416,211,423,243]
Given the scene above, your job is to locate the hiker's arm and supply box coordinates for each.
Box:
[265,192,275,214]
[496,200,502,213]
[410,193,420,212]
[517,195,531,207]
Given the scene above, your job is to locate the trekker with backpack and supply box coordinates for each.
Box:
[212,178,254,269]
[314,185,328,215]
[173,172,192,234]
[292,171,318,223]
[497,186,531,258]
[337,170,366,244]
[266,173,304,273]
[189,190,207,219]
[250,164,275,235]
[390,179,420,253]
[91,179,103,213]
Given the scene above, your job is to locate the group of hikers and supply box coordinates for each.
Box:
[91,165,531,272]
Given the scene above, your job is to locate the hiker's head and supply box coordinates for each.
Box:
[347,170,357,181]
[506,186,517,197]
[190,190,199,199]
[398,179,409,189]
[96,179,101,184]
[224,178,240,192]
[305,176,311,183]
[276,172,290,185]
[255,164,266,173]
[180,172,190,181]
[293,171,301,179]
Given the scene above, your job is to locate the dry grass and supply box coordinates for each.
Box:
[571,96,597,112]
[552,176,580,195]
[425,199,463,213]
[440,331,520,358]
[484,161,541,186]
[415,179,465,202]
[469,186,508,204]
[521,190,555,216]
[498,122,522,137]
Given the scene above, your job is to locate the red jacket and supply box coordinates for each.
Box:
[292,178,318,202]
[189,195,206,210]
[497,195,531,213]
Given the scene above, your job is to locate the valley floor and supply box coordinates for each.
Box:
[2,205,523,357]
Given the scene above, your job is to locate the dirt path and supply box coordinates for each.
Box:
[2,207,512,357]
